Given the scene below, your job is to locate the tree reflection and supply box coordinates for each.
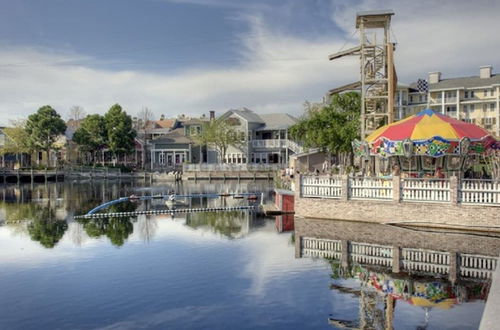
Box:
[185,211,249,239]
[27,206,68,248]
[77,202,137,247]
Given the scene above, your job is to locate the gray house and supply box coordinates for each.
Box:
[150,128,203,170]
[210,108,303,165]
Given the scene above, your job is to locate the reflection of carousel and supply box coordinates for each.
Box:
[353,109,499,176]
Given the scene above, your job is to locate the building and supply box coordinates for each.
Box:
[214,108,302,165]
[400,66,500,136]
[330,66,500,137]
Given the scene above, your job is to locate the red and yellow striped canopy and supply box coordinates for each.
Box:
[366,109,492,143]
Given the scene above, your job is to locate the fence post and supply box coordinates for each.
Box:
[341,240,350,269]
[393,176,401,203]
[449,252,459,284]
[341,175,349,201]
[450,176,459,205]
[392,246,401,273]
[294,174,302,198]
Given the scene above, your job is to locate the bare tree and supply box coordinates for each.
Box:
[68,105,87,122]
[137,107,154,169]
[138,215,158,243]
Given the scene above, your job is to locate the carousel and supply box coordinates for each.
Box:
[352,109,500,177]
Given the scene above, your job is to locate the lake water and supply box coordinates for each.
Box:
[0,181,497,330]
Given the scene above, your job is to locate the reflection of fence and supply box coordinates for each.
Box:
[401,248,450,275]
[302,237,342,259]
[350,242,393,266]
[299,175,500,206]
[402,178,450,202]
[350,177,393,200]
[301,176,342,198]
[300,237,498,280]
[460,254,498,279]
[461,180,500,205]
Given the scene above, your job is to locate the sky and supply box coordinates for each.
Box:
[0,0,499,124]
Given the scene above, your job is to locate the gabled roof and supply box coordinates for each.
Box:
[224,108,265,124]
[151,128,192,144]
[258,113,298,131]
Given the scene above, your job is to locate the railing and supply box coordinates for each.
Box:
[350,242,393,267]
[251,139,304,154]
[402,178,450,202]
[401,248,450,274]
[251,139,287,149]
[460,254,498,279]
[301,176,342,198]
[182,163,285,172]
[461,180,500,205]
[299,175,500,206]
[301,237,342,259]
[349,177,393,200]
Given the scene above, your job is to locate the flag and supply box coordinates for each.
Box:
[417,79,429,93]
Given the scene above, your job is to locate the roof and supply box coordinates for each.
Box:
[151,128,192,144]
[155,119,177,129]
[257,113,298,131]
[226,108,264,124]
[356,10,394,28]
[183,118,208,125]
[428,74,500,90]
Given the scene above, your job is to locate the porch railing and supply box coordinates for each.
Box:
[301,175,342,198]
[183,163,285,172]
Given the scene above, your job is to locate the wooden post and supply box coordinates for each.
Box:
[392,175,401,202]
[340,174,349,201]
[450,176,459,205]
[449,252,459,284]
[392,246,401,273]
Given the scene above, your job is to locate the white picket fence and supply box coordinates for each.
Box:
[299,175,500,206]
[301,176,342,198]
[349,177,393,200]
[301,237,342,259]
[460,254,498,279]
[350,242,393,267]
[402,178,450,202]
[461,180,500,205]
[401,248,450,274]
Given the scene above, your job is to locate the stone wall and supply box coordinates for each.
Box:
[294,176,500,229]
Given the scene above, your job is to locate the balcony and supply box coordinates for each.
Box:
[251,139,287,149]
[251,139,304,154]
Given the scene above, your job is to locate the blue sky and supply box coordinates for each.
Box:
[0,0,499,123]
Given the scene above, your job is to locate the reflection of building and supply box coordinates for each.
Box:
[185,210,260,239]
[295,218,498,329]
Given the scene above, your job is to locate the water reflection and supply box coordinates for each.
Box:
[0,181,273,248]
[295,217,499,329]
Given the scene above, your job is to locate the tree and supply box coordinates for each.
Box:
[25,105,67,167]
[73,114,107,164]
[68,105,86,122]
[196,118,242,163]
[104,104,136,162]
[137,107,154,169]
[0,120,32,167]
[27,206,68,248]
[289,92,361,166]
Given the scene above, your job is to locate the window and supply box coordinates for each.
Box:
[464,91,469,98]
[471,91,475,98]
[484,89,488,97]
[491,103,496,111]
[419,95,424,102]
[483,104,488,111]
[491,89,495,97]
[159,153,165,165]
[410,96,414,103]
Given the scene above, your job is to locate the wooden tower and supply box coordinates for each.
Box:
[329,10,396,139]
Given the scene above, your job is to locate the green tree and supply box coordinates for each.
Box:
[25,105,67,166]
[290,92,360,166]
[0,120,32,167]
[73,114,107,164]
[196,119,243,163]
[104,104,136,161]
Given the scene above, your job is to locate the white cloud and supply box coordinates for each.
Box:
[0,0,498,124]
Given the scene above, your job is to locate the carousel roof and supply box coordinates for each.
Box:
[366,109,492,143]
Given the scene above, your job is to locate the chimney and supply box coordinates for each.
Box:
[209,110,215,120]
[428,72,441,84]
[480,65,492,79]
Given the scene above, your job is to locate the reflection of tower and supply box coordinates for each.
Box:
[329,10,396,138]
